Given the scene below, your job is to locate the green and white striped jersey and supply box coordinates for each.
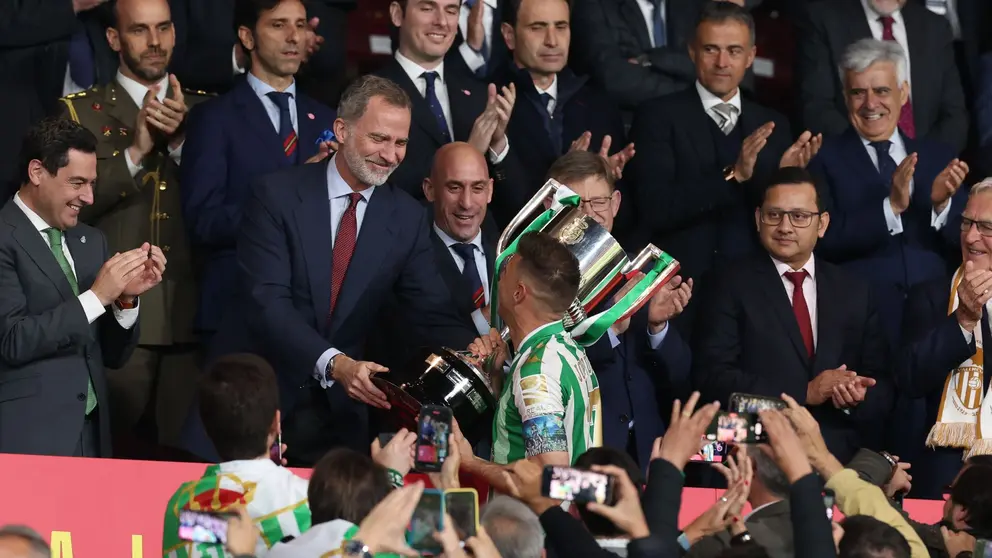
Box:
[492,321,602,465]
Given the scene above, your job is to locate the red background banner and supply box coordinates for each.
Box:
[0,454,945,557]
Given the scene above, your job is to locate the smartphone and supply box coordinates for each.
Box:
[445,489,479,540]
[728,393,787,414]
[823,489,835,521]
[690,440,725,463]
[975,539,992,558]
[269,432,282,466]
[892,491,904,510]
[177,509,233,545]
[378,432,396,448]
[706,411,767,444]
[415,405,452,473]
[541,465,617,505]
[407,489,444,554]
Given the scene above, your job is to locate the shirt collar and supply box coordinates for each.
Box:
[771,253,816,282]
[433,222,484,252]
[326,154,376,202]
[744,499,785,521]
[696,80,742,114]
[13,193,54,233]
[115,70,168,109]
[861,0,903,25]
[464,0,498,9]
[517,320,566,355]
[536,74,559,100]
[246,72,297,101]
[860,127,904,152]
[395,50,446,85]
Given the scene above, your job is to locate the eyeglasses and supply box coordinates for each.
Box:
[961,217,992,237]
[578,196,613,212]
[759,209,822,228]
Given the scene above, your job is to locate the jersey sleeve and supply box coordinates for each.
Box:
[513,354,568,457]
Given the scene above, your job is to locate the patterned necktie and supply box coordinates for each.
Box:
[878,16,916,138]
[784,270,814,359]
[68,28,95,89]
[266,91,299,162]
[712,103,737,135]
[651,0,667,47]
[870,140,897,186]
[330,193,363,316]
[44,228,97,414]
[422,72,452,143]
[463,0,490,76]
[451,243,485,309]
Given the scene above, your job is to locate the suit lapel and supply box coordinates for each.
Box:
[811,263,842,378]
[618,0,652,52]
[681,91,718,170]
[64,227,100,291]
[431,228,475,319]
[753,257,811,364]
[901,3,930,122]
[294,162,334,336]
[4,203,78,302]
[482,222,497,280]
[296,95,325,161]
[446,72,483,142]
[841,128,884,189]
[106,81,140,133]
[232,79,286,165]
[381,60,448,146]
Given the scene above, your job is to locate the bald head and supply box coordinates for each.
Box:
[108,0,175,84]
[424,143,493,242]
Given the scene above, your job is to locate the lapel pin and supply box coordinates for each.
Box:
[120,128,128,137]
[308,113,315,120]
[92,102,102,111]
[462,89,471,96]
[101,126,112,136]
[80,236,86,244]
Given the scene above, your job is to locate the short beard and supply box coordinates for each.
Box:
[342,145,395,187]
[122,48,168,83]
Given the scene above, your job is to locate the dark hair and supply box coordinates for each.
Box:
[546,151,615,192]
[574,448,644,537]
[308,448,392,524]
[696,1,755,46]
[234,0,301,51]
[0,525,50,558]
[515,231,581,315]
[503,0,569,28]
[760,166,826,212]
[199,354,280,462]
[950,464,992,531]
[18,117,97,186]
[839,515,911,558]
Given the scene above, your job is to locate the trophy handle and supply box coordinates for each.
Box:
[496,179,566,254]
[615,245,681,322]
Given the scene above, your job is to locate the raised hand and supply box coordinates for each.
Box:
[371,427,416,476]
[491,83,516,153]
[122,244,167,298]
[932,158,969,212]
[91,246,155,306]
[652,392,721,470]
[597,135,635,180]
[759,409,814,482]
[302,17,324,62]
[779,131,823,169]
[466,0,486,51]
[889,153,917,215]
[956,260,992,332]
[146,75,187,142]
[734,122,775,182]
[353,482,426,557]
[647,276,692,334]
[129,89,157,165]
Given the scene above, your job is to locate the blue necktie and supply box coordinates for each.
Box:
[422,72,452,143]
[539,92,553,116]
[652,0,667,48]
[870,140,897,186]
[452,243,485,309]
[68,28,95,89]
[266,91,299,162]
[463,0,490,76]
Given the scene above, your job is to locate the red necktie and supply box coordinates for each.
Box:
[330,193,362,316]
[879,16,916,138]
[784,271,814,358]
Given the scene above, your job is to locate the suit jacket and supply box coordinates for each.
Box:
[691,254,892,464]
[62,80,211,346]
[211,160,477,446]
[179,76,335,335]
[490,65,626,229]
[686,500,793,558]
[0,201,139,457]
[585,307,691,467]
[797,0,968,153]
[627,87,792,288]
[445,4,510,83]
[810,128,964,343]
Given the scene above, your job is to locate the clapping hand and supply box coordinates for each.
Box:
[569,132,635,179]
[122,243,167,298]
[779,130,823,169]
[931,158,969,213]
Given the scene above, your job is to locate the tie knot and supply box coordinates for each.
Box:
[266,91,293,110]
[346,192,363,207]
[451,242,475,261]
[422,71,440,87]
[879,15,895,28]
[713,103,737,118]
[44,228,64,247]
[784,270,808,287]
[869,140,892,155]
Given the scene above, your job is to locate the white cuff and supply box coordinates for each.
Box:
[169,140,184,166]
[883,197,904,235]
[607,327,621,349]
[78,290,107,324]
[471,308,491,337]
[932,198,953,229]
[458,42,487,73]
[112,299,140,329]
[124,148,143,178]
[232,45,246,75]
[647,322,669,350]
[315,348,342,389]
[488,138,509,164]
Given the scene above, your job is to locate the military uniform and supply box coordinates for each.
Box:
[60,80,212,450]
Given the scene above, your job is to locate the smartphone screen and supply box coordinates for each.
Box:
[407,489,444,554]
[690,440,725,463]
[706,411,767,444]
[415,405,452,473]
[728,393,787,414]
[823,490,836,521]
[178,509,231,545]
[378,432,396,448]
[444,490,479,540]
[542,466,616,505]
[269,432,282,466]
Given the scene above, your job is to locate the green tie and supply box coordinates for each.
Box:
[44,228,97,415]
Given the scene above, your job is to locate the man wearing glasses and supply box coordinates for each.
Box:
[896,179,992,499]
[693,166,891,464]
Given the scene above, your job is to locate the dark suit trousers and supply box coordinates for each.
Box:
[74,413,100,457]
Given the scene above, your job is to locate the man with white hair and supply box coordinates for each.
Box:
[808,38,969,464]
[896,177,992,499]
[797,0,967,153]
[481,496,546,558]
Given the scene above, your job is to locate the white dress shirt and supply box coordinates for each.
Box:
[246,72,299,136]
[458,0,498,73]
[860,0,913,94]
[433,223,491,336]
[861,129,953,234]
[313,155,377,388]
[696,80,742,130]
[117,71,185,175]
[13,193,139,328]
[634,0,666,47]
[394,51,509,163]
[537,75,559,116]
[772,254,818,349]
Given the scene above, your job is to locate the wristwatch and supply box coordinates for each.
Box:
[723,164,737,182]
[730,531,753,546]
[325,354,341,382]
[342,540,373,558]
[879,450,898,482]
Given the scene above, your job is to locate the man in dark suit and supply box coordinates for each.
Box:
[547,151,692,468]
[693,167,891,464]
[797,0,968,153]
[896,179,992,499]
[490,0,628,229]
[0,117,165,457]
[199,76,477,465]
[180,0,336,347]
[628,1,820,327]
[374,0,515,200]
[446,0,510,81]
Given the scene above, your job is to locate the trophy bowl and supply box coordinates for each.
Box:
[371,346,497,446]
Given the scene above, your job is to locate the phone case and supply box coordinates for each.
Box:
[407,489,444,553]
[444,488,480,528]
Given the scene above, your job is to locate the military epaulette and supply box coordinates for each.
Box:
[183,88,217,97]
[64,91,89,99]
